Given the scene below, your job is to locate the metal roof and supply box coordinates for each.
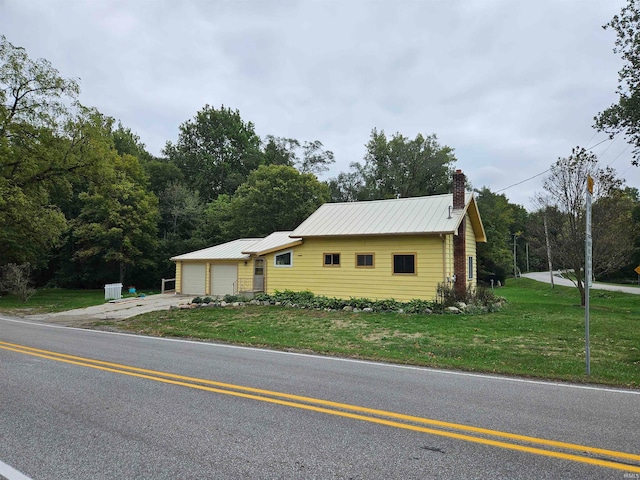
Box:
[170,238,262,261]
[290,193,476,237]
[241,231,302,256]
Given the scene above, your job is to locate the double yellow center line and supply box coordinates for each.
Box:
[1,340,639,473]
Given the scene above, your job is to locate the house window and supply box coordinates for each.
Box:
[356,253,374,268]
[393,254,416,275]
[324,253,340,266]
[468,256,474,280]
[274,250,292,267]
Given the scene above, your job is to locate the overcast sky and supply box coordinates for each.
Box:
[1,0,634,209]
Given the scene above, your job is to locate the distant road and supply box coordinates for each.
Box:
[1,316,639,478]
[522,271,640,295]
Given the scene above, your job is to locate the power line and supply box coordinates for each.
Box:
[495,168,551,193]
[494,136,622,195]
[606,144,630,167]
[585,137,610,150]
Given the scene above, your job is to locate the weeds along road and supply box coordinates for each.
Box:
[1,315,639,479]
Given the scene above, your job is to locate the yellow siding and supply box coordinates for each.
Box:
[264,235,447,301]
[237,259,253,292]
[443,233,454,283]
[465,214,478,289]
[205,263,211,295]
[175,262,182,294]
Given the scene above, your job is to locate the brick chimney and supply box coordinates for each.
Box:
[453,169,466,299]
[453,169,465,209]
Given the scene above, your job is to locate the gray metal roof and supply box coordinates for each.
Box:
[290,193,474,237]
[241,231,302,255]
[170,238,261,261]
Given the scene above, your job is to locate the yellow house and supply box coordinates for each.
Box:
[172,170,486,301]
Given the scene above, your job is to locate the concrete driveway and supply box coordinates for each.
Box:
[24,293,193,327]
[522,271,640,295]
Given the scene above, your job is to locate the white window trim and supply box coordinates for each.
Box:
[274,249,293,268]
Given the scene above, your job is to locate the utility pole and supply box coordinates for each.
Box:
[513,233,517,278]
[544,214,554,288]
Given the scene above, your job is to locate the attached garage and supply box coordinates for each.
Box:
[181,263,206,295]
[210,264,237,296]
[171,238,262,296]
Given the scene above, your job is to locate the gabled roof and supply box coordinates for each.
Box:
[290,193,486,242]
[241,231,302,256]
[170,238,262,261]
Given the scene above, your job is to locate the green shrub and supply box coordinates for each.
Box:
[371,298,400,312]
[404,298,435,314]
[246,288,502,315]
[349,297,373,309]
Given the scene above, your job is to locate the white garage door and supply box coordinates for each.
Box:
[211,264,237,297]
[181,263,206,295]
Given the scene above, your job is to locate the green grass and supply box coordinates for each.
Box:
[2,280,638,388]
[104,278,639,388]
[0,288,106,314]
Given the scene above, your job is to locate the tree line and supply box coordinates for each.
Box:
[3,0,640,308]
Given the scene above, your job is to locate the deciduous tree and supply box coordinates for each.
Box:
[73,153,159,286]
[535,147,632,305]
[595,0,640,165]
[227,165,330,237]
[332,129,455,201]
[164,105,262,202]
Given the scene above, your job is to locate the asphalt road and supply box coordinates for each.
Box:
[1,316,639,479]
[522,271,640,294]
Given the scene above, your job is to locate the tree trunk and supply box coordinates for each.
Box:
[119,262,125,285]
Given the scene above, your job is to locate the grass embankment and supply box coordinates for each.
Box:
[116,279,639,388]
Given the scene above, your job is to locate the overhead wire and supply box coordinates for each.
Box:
[492,134,623,195]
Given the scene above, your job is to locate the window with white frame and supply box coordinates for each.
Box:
[468,256,474,279]
[274,250,293,267]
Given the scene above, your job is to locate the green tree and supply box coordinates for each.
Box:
[595,0,640,165]
[535,147,632,305]
[262,136,335,175]
[73,153,159,286]
[328,169,366,202]
[159,181,204,237]
[164,105,262,202]
[262,136,298,167]
[475,187,524,284]
[334,129,456,201]
[0,36,115,267]
[227,165,330,237]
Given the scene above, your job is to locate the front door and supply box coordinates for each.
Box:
[253,258,265,291]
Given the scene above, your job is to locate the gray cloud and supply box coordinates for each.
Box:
[1,0,633,209]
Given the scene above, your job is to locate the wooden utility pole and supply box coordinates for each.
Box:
[543,214,554,288]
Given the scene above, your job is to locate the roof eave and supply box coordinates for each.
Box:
[243,239,304,256]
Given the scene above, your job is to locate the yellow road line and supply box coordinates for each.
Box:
[2,341,639,473]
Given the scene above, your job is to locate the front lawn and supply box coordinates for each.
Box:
[0,288,106,314]
[105,278,640,388]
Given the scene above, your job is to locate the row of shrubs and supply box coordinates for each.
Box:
[191,283,505,315]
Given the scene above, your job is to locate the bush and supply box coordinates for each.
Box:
[248,288,502,315]
[371,298,401,312]
[0,263,36,303]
